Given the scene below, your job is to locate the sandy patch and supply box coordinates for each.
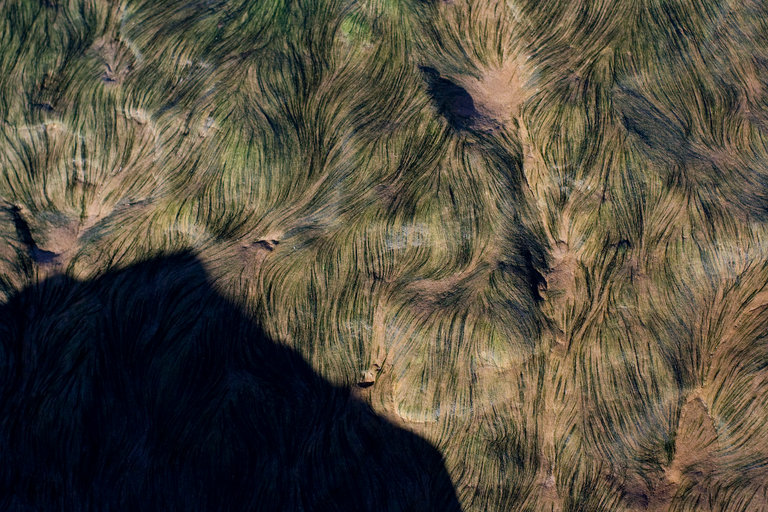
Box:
[455,56,530,126]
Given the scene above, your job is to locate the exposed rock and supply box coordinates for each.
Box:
[357,369,376,388]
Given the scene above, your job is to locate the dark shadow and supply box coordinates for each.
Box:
[420,66,479,130]
[0,252,462,511]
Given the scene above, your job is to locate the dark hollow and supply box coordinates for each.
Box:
[613,85,690,164]
[420,66,479,130]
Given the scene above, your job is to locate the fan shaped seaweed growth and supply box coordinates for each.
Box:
[2,0,768,510]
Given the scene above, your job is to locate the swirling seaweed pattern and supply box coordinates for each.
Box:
[2,0,768,510]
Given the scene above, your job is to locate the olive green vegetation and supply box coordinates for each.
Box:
[2,0,768,509]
